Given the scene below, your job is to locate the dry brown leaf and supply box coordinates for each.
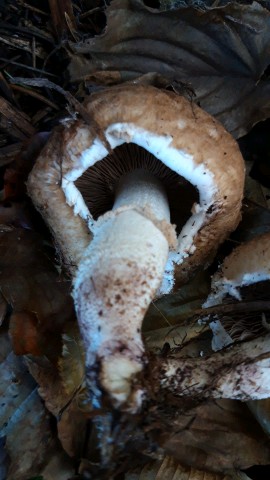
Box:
[0,95,35,140]
[248,398,270,437]
[261,185,270,209]
[0,330,11,362]
[125,455,250,479]
[0,200,37,229]
[245,161,269,208]
[5,389,53,480]
[144,271,210,332]
[9,311,45,356]
[0,351,36,434]
[144,319,210,356]
[25,323,89,458]
[0,224,81,458]
[69,0,270,138]
[40,451,75,480]
[26,354,90,458]
[0,292,8,327]
[3,132,50,200]
[0,143,22,168]
[25,355,69,417]
[57,394,90,458]
[161,400,270,472]
[0,231,89,460]
[231,200,270,243]
[0,330,54,479]
[0,227,74,356]
[58,323,85,397]
[57,325,90,456]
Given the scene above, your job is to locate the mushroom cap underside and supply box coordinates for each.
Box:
[28,84,245,291]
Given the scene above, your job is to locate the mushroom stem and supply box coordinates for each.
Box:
[155,334,270,401]
[113,168,170,220]
[73,169,174,409]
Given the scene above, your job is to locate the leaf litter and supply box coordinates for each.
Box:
[69,0,270,138]
[0,0,270,478]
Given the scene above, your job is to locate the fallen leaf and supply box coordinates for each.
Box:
[0,435,9,480]
[144,270,210,331]
[9,312,43,356]
[0,227,74,356]
[0,330,54,479]
[26,353,90,459]
[161,400,270,472]
[231,200,270,243]
[0,200,37,229]
[69,0,270,138]
[25,326,89,459]
[25,356,69,418]
[39,450,75,480]
[58,323,85,398]
[244,161,269,208]
[0,96,35,140]
[0,352,36,431]
[248,398,270,437]
[5,389,53,480]
[0,143,22,168]
[0,292,8,327]
[125,455,251,480]
[57,394,89,458]
[3,132,50,200]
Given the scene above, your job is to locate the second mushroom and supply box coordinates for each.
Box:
[27,85,245,411]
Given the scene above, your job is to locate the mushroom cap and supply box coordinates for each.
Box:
[204,232,270,307]
[28,84,245,290]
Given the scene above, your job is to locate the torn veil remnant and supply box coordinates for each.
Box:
[27,85,245,410]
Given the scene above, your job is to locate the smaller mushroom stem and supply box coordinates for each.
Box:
[73,169,174,410]
[155,334,270,401]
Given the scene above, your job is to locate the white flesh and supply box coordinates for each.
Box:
[73,169,172,410]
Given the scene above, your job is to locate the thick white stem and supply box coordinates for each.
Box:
[73,169,173,410]
[113,169,170,221]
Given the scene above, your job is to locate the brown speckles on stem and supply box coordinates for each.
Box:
[154,335,270,401]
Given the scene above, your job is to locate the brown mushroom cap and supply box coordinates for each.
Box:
[204,232,270,307]
[28,84,245,290]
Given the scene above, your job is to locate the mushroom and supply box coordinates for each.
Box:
[203,232,270,308]
[27,85,245,410]
[201,232,270,425]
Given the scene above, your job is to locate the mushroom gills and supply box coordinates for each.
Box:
[73,167,175,409]
[75,143,199,233]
